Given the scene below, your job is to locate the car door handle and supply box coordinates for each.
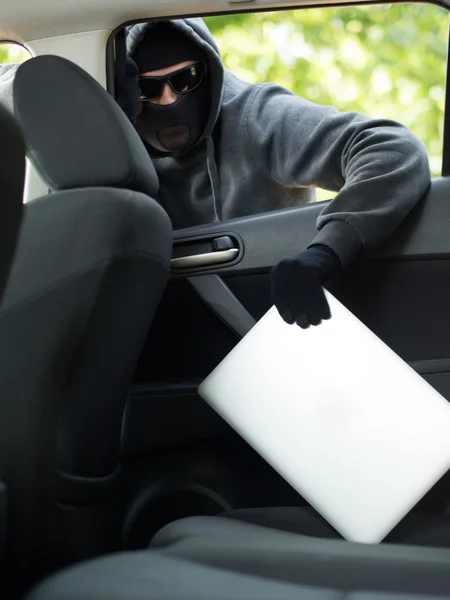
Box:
[171,248,239,270]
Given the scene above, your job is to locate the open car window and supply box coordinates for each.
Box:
[113,4,448,206]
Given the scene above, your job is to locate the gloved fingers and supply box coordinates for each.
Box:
[279,306,295,325]
[271,251,338,329]
[298,288,330,327]
[311,286,331,321]
[319,295,332,320]
[271,269,294,325]
[296,314,310,329]
[306,314,322,327]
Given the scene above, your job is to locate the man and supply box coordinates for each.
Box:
[117,18,430,329]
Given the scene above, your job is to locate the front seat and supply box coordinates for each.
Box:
[0,102,24,585]
[0,55,172,593]
[0,102,24,305]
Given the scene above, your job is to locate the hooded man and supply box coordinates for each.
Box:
[116,18,431,328]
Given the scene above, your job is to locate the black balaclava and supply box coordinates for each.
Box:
[133,23,210,154]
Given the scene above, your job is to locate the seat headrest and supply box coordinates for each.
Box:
[13,55,159,197]
[0,103,24,302]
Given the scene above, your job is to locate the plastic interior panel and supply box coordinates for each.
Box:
[172,178,450,275]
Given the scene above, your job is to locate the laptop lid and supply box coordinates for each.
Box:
[198,291,450,543]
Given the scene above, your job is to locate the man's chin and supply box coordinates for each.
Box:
[158,124,190,152]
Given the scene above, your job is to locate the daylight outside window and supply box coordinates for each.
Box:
[0,42,30,65]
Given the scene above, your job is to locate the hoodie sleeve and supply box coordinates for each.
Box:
[245,84,431,266]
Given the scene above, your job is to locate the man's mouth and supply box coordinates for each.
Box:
[158,124,190,151]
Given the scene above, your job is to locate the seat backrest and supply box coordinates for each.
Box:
[0,103,24,304]
[0,56,172,593]
[0,100,24,593]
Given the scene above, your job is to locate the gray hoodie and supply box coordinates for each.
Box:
[127,18,431,266]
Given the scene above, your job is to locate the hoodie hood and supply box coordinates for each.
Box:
[126,18,224,148]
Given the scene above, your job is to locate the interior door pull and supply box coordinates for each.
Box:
[171,248,239,270]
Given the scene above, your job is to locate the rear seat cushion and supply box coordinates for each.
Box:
[222,506,450,548]
[28,517,450,599]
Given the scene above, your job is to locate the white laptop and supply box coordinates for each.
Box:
[198,291,450,544]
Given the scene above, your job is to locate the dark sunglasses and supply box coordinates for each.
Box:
[139,62,206,102]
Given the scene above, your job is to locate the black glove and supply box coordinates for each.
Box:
[271,244,342,328]
[115,56,142,124]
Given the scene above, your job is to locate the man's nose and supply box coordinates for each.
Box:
[159,83,179,105]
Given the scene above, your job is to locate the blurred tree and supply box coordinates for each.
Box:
[0,43,30,65]
[205,4,448,191]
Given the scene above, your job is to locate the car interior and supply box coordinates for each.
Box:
[2,0,450,598]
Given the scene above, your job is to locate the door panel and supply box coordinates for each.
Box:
[171,176,450,272]
[131,176,450,386]
[121,177,450,545]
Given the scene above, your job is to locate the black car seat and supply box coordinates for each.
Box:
[0,55,172,594]
[0,102,24,588]
[0,102,24,305]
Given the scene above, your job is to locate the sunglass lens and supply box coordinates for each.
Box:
[170,63,204,94]
[139,79,164,101]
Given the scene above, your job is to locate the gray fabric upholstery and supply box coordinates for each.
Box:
[13,56,159,196]
[1,187,172,477]
[0,187,172,592]
[1,187,170,317]
[224,506,450,548]
[27,517,450,599]
[1,56,173,594]
[0,102,24,305]
[28,552,343,600]
[151,516,450,593]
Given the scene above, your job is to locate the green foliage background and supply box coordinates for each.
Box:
[0,43,29,65]
[205,4,448,189]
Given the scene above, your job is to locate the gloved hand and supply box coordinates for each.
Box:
[271,244,342,328]
[115,56,142,124]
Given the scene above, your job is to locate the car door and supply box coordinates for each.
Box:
[114,5,450,548]
[119,178,450,546]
